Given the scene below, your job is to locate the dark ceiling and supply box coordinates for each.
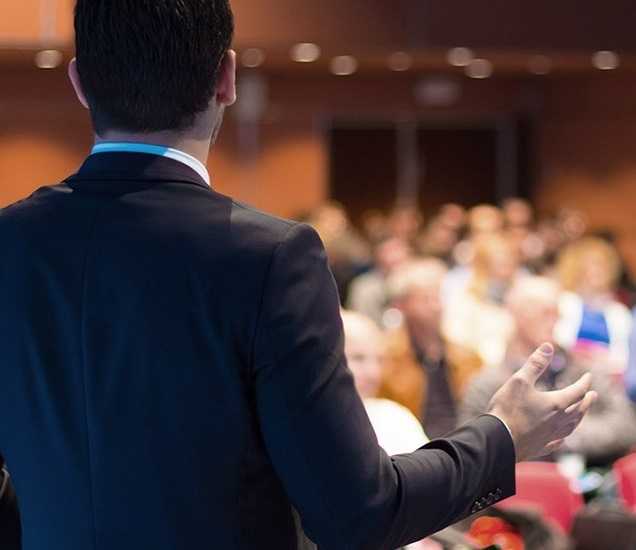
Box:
[3,1,636,72]
[232,0,636,54]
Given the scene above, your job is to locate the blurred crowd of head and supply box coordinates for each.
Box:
[305,199,636,469]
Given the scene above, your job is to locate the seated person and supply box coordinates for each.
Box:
[554,237,633,375]
[460,276,636,465]
[625,307,636,403]
[342,310,427,455]
[443,233,519,368]
[379,259,483,439]
[346,236,412,327]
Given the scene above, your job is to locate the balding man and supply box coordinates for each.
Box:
[460,276,636,464]
[380,259,484,438]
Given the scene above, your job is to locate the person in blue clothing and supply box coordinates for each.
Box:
[555,237,633,375]
[625,308,636,402]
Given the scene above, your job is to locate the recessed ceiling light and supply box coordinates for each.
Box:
[241,48,266,68]
[592,50,620,70]
[291,43,321,63]
[330,56,358,76]
[34,49,63,69]
[528,55,552,75]
[415,77,462,107]
[466,58,493,79]
[388,52,412,72]
[447,47,474,67]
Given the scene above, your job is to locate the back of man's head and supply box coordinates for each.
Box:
[74,0,234,136]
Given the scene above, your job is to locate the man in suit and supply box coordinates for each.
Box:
[0,456,20,549]
[0,1,596,549]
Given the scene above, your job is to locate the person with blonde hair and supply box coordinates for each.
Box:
[443,204,504,298]
[554,237,632,373]
[443,233,519,367]
[341,310,428,456]
[380,259,484,438]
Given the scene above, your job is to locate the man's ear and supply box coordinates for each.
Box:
[68,57,90,109]
[216,50,237,106]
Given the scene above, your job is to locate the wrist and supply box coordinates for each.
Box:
[486,409,521,462]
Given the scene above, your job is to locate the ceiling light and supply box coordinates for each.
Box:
[388,51,412,72]
[447,47,474,67]
[592,50,620,70]
[241,48,266,68]
[465,58,493,79]
[330,56,358,76]
[291,43,321,63]
[34,49,63,69]
[415,77,462,107]
[528,55,552,75]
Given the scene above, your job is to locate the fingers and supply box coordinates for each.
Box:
[543,439,565,455]
[565,390,598,416]
[516,343,554,385]
[552,373,593,410]
[553,391,598,440]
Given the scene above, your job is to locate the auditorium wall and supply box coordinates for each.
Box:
[2,65,636,268]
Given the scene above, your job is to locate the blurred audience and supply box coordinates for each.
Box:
[417,217,460,266]
[468,204,505,237]
[443,233,519,367]
[360,209,389,244]
[379,259,483,438]
[346,236,412,326]
[554,237,632,375]
[502,198,546,271]
[443,204,506,288]
[460,276,636,465]
[310,196,636,469]
[307,201,371,301]
[341,310,428,455]
[388,205,423,244]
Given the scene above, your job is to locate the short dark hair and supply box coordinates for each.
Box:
[74,0,234,135]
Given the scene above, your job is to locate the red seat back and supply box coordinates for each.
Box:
[614,453,636,512]
[499,461,584,533]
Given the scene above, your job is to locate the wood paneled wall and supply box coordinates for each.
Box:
[3,65,636,269]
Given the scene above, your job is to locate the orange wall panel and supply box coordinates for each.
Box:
[1,2,42,42]
[3,66,636,270]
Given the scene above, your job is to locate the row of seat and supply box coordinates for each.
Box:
[500,454,636,534]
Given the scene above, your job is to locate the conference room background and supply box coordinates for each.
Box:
[2,1,636,268]
[5,2,636,549]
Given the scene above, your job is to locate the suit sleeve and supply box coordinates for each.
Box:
[252,223,516,550]
[0,463,20,550]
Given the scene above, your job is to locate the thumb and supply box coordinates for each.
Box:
[517,343,554,386]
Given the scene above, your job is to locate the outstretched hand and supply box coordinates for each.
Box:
[488,343,597,462]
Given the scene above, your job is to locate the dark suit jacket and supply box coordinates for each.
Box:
[0,460,20,550]
[0,152,515,550]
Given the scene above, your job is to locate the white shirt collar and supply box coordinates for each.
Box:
[91,142,211,186]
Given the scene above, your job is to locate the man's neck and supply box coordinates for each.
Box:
[95,130,212,166]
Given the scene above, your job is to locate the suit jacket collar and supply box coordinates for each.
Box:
[65,152,211,191]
